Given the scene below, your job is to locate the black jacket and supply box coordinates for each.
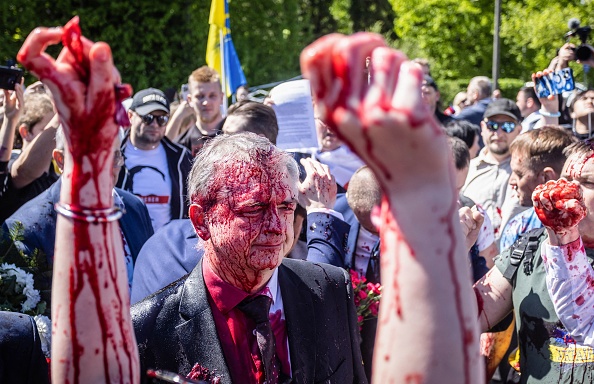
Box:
[0,312,49,384]
[132,258,367,384]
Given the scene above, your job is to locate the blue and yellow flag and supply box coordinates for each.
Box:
[206,0,247,97]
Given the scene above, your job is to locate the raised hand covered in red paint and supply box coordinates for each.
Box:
[532,179,586,233]
[18,17,139,384]
[301,34,447,200]
[301,33,482,384]
[18,16,131,169]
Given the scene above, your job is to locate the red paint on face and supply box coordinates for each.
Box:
[203,160,297,292]
[532,179,586,232]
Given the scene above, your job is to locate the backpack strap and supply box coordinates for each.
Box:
[502,227,546,280]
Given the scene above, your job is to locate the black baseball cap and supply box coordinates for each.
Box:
[422,75,438,90]
[484,98,521,122]
[130,88,170,115]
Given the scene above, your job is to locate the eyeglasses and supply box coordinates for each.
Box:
[113,151,125,168]
[485,121,516,133]
[140,113,169,127]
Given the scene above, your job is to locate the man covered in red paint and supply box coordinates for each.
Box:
[474,139,594,382]
[16,18,484,384]
[132,132,367,384]
[538,140,594,348]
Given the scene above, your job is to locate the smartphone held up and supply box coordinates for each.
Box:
[535,68,575,98]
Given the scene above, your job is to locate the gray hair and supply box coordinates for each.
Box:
[187,132,299,209]
[468,76,492,100]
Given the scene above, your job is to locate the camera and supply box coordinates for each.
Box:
[0,65,23,91]
[565,18,593,62]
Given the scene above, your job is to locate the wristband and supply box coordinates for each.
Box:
[539,109,561,118]
[55,202,122,223]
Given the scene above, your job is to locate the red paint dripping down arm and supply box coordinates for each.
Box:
[301,33,482,384]
[18,17,138,384]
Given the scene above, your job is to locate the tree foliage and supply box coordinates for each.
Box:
[1,0,396,96]
[389,0,594,103]
[4,0,594,104]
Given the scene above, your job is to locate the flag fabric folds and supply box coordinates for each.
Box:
[206,0,247,97]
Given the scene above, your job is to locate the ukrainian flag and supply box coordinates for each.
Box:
[206,0,247,97]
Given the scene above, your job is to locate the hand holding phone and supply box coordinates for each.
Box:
[535,68,575,98]
[0,66,24,91]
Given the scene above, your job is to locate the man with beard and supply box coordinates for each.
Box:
[117,88,192,232]
[166,66,225,156]
[499,126,576,251]
[461,98,522,239]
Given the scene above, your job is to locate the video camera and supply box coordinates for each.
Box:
[565,18,593,62]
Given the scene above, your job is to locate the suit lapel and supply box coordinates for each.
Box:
[175,259,232,383]
[279,263,316,383]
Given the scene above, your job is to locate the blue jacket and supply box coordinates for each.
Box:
[3,178,154,265]
[453,98,492,127]
[0,312,48,383]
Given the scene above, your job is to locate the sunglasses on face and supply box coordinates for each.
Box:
[140,113,169,127]
[485,121,516,133]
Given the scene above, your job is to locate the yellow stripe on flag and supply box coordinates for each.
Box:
[206,0,225,77]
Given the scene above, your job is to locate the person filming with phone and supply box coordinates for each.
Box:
[536,19,594,139]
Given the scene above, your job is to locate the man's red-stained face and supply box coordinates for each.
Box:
[191,161,298,287]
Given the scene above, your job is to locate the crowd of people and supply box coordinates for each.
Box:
[4,18,594,384]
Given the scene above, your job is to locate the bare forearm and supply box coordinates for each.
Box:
[52,138,139,383]
[10,126,57,189]
[0,116,17,162]
[374,193,482,383]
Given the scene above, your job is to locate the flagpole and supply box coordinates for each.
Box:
[219,28,228,116]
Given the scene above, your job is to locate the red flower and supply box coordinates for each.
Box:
[358,289,368,300]
[350,268,382,330]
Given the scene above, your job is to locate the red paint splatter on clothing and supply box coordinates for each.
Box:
[575,295,585,306]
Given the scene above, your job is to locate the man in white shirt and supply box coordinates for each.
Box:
[116,88,192,232]
[462,98,523,239]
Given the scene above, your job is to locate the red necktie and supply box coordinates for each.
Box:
[238,295,280,384]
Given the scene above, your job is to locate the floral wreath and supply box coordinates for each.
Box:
[1,224,52,358]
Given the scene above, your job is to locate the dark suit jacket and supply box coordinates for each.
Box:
[310,193,377,272]
[3,178,154,264]
[0,312,49,384]
[132,258,367,384]
[324,193,379,381]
